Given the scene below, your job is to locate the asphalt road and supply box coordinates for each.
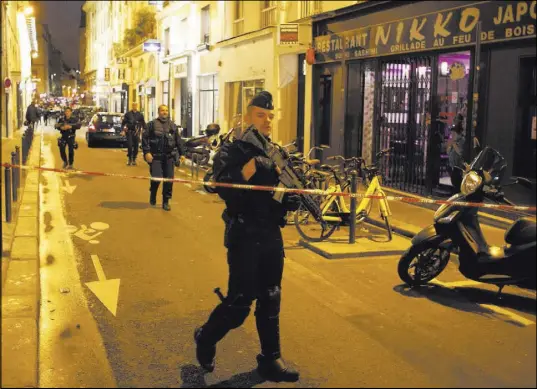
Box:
[37,125,536,388]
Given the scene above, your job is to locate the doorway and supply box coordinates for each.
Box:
[297,53,306,153]
[514,56,536,178]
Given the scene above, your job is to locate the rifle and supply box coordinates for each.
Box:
[241,127,326,228]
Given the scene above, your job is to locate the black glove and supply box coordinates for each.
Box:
[283,193,302,212]
[254,156,275,173]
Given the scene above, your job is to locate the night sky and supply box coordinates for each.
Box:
[40,0,84,69]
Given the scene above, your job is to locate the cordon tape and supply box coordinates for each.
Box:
[2,162,536,212]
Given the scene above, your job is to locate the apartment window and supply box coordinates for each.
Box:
[162,80,169,107]
[164,27,170,55]
[179,18,188,51]
[233,1,244,36]
[261,0,277,28]
[300,0,322,19]
[201,5,210,45]
[198,74,219,134]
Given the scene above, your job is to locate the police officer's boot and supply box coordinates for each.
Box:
[62,161,68,169]
[127,158,132,166]
[194,327,216,372]
[149,191,157,206]
[162,200,171,211]
[131,158,137,166]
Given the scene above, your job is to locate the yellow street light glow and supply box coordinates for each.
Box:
[31,51,38,58]
[24,6,34,16]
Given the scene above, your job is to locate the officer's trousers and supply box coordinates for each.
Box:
[149,157,175,200]
[127,130,139,160]
[199,220,285,359]
[59,136,75,165]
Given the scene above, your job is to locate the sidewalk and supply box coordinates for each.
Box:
[1,129,24,290]
[1,127,41,388]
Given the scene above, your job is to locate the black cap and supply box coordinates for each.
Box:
[248,91,274,110]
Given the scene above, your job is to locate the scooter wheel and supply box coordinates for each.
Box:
[397,243,450,287]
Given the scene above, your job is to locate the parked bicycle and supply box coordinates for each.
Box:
[294,148,394,242]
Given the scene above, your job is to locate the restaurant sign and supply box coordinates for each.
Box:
[314,1,536,63]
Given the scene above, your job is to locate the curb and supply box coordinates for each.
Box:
[1,130,42,389]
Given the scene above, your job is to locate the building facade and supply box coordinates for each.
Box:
[310,0,536,195]
[1,0,38,137]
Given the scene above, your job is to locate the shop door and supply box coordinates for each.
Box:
[377,56,433,195]
[514,56,536,179]
[314,64,344,160]
[296,53,306,153]
[345,60,377,163]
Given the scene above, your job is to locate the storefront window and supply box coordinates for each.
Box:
[198,74,218,133]
[226,79,264,131]
[435,51,471,189]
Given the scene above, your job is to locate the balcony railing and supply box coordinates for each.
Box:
[300,0,322,19]
[261,5,278,28]
[233,18,244,36]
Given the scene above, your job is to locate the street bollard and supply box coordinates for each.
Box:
[191,154,195,178]
[11,152,18,202]
[15,146,21,190]
[5,167,12,223]
[349,171,358,244]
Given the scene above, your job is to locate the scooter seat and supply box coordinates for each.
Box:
[505,217,536,246]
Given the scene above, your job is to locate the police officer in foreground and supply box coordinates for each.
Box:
[142,104,185,211]
[122,102,146,166]
[194,91,301,382]
[55,107,81,169]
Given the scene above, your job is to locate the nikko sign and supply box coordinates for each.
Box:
[313,0,536,63]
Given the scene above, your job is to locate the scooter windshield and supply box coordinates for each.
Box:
[469,147,507,183]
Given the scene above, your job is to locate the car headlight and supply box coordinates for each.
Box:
[461,171,482,195]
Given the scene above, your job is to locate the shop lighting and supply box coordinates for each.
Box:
[440,61,449,76]
[23,6,33,16]
[31,51,38,58]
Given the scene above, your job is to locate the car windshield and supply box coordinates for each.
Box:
[99,115,122,124]
[469,146,507,182]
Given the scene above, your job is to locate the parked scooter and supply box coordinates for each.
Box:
[397,147,536,297]
[202,126,237,193]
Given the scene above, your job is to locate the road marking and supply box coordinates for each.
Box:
[66,222,110,244]
[184,183,192,188]
[480,304,535,326]
[430,279,482,288]
[85,255,121,317]
[62,179,77,194]
[430,279,535,327]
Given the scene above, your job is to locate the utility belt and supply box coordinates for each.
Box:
[58,135,78,149]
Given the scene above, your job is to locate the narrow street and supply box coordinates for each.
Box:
[36,125,536,388]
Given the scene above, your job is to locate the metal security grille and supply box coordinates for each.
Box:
[377,56,433,195]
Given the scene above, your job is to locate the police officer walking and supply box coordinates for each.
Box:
[194,91,301,382]
[122,102,146,166]
[142,104,185,211]
[55,107,81,169]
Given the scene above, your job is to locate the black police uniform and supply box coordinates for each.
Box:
[142,116,185,210]
[194,91,301,382]
[122,110,146,165]
[55,114,81,169]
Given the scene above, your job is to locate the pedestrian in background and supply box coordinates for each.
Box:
[142,104,185,211]
[25,100,39,130]
[122,102,146,166]
[194,91,301,382]
[55,107,81,170]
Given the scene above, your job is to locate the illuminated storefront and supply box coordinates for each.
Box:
[311,0,536,194]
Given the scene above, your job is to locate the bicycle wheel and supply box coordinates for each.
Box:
[294,201,338,242]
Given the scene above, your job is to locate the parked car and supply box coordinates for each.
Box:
[86,112,126,148]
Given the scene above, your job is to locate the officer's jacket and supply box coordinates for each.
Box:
[213,126,288,226]
[55,115,81,138]
[122,110,146,131]
[142,117,185,156]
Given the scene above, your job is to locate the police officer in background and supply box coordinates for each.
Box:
[194,91,301,382]
[142,104,185,211]
[55,107,81,170]
[122,102,146,166]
